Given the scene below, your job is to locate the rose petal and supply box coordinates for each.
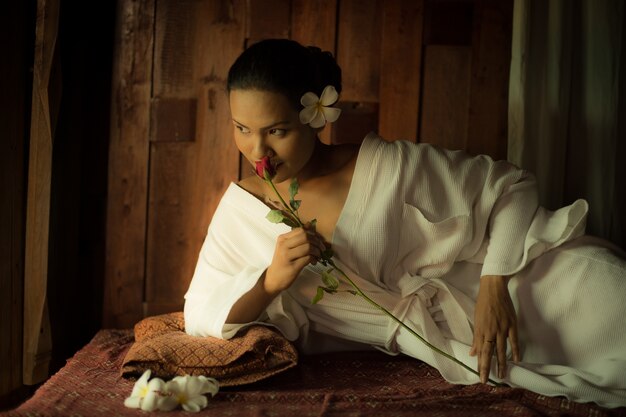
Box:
[309,111,327,128]
[320,85,338,106]
[299,106,319,124]
[255,156,274,178]
[300,92,319,107]
[321,106,341,123]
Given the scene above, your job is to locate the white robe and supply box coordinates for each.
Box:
[184,133,626,407]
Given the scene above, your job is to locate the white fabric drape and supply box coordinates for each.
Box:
[508,0,625,249]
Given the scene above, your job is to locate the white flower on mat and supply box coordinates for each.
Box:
[158,375,220,412]
[124,369,165,411]
[299,85,341,128]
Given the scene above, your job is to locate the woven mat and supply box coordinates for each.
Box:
[3,329,625,417]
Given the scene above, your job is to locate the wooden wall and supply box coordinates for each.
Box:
[104,0,513,328]
[1,0,116,406]
[0,0,34,407]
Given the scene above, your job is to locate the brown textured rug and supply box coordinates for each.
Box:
[3,329,625,417]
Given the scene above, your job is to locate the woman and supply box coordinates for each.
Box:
[184,39,626,407]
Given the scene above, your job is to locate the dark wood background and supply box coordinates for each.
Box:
[1,0,512,407]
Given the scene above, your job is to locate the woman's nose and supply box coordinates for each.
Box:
[252,135,273,159]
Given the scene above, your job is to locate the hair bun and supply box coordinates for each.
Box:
[307,46,342,96]
[227,39,342,110]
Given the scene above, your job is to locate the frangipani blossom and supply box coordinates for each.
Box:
[124,369,165,411]
[299,85,342,128]
[158,375,219,413]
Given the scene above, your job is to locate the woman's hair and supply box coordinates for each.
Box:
[227,39,342,110]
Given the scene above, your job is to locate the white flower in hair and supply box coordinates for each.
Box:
[299,85,342,128]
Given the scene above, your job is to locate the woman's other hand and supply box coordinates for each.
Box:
[469,275,521,383]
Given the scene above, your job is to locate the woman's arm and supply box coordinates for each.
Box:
[226,226,326,324]
[470,169,534,382]
[481,170,538,275]
[225,271,277,323]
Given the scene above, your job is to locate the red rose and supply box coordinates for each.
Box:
[255,156,276,180]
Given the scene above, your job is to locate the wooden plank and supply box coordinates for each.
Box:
[336,0,382,103]
[103,0,155,328]
[378,0,424,141]
[153,0,197,98]
[291,0,337,51]
[246,0,290,40]
[22,0,59,386]
[467,0,513,160]
[423,0,474,46]
[144,0,245,313]
[145,142,196,311]
[151,98,197,142]
[331,101,379,144]
[419,45,471,151]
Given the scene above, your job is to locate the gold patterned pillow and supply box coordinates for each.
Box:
[121,312,298,386]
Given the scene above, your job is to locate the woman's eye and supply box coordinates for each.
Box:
[235,125,250,134]
[269,128,286,136]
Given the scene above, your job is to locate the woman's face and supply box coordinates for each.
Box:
[229,89,318,183]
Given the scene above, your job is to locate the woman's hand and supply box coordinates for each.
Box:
[227,225,327,324]
[469,275,521,383]
[265,226,326,295]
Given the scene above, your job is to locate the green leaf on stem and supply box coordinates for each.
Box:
[321,269,339,290]
[266,210,300,228]
[266,210,285,224]
[290,199,301,211]
[282,217,300,228]
[312,286,325,304]
[289,177,299,201]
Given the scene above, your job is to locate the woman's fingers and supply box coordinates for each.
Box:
[479,339,495,383]
[475,330,517,382]
[509,326,521,362]
[496,334,507,378]
[282,229,324,264]
[268,229,325,293]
